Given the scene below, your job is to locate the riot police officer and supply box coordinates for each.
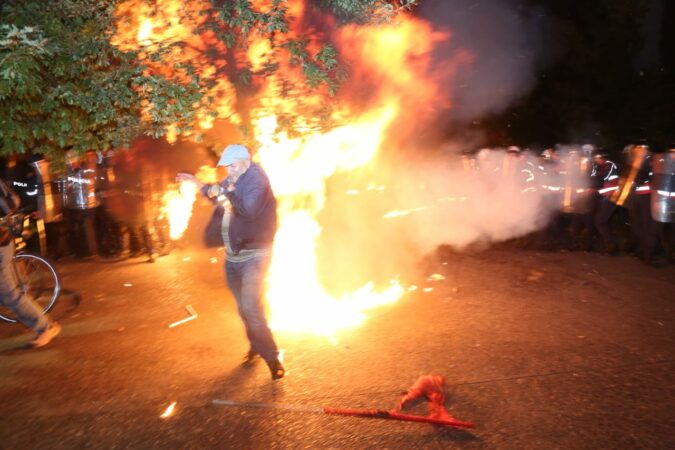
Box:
[63,150,100,259]
[591,151,620,254]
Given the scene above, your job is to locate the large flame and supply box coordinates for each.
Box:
[161,165,217,240]
[113,1,461,337]
[160,181,198,241]
[255,106,405,335]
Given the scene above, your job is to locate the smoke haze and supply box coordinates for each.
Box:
[418,0,550,126]
[129,1,566,295]
[314,1,570,287]
[318,147,587,291]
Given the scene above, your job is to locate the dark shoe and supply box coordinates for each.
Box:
[266,359,285,380]
[243,349,259,365]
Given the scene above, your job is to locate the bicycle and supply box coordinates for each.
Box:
[0,211,61,323]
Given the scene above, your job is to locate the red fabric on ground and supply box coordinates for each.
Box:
[396,374,455,420]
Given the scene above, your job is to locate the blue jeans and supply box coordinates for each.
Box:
[225,255,278,363]
[0,243,49,333]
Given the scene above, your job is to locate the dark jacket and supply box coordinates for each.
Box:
[221,163,277,255]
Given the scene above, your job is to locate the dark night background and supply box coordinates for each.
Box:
[486,0,673,152]
[418,0,674,154]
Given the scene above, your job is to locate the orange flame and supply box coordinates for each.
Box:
[160,181,198,241]
[112,0,239,142]
[113,1,464,336]
[255,106,406,335]
[160,165,216,240]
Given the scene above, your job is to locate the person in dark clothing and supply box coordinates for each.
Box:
[63,150,100,259]
[112,150,156,262]
[183,144,283,380]
[591,152,620,254]
[624,149,659,262]
[649,149,675,264]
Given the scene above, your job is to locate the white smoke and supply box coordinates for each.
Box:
[418,0,551,124]
[318,146,592,290]
[379,149,559,252]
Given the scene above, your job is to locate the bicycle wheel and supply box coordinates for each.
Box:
[0,254,61,323]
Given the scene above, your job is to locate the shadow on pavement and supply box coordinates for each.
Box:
[48,288,82,321]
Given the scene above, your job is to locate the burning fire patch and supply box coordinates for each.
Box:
[114,1,466,337]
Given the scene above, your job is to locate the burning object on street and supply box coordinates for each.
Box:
[160,401,177,419]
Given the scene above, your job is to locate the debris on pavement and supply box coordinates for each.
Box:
[213,374,474,429]
[168,305,198,328]
[526,270,544,281]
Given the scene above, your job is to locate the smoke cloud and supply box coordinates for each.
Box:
[418,0,550,125]
[128,1,566,295]
[318,147,586,290]
[314,1,561,288]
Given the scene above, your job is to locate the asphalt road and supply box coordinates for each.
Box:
[1,245,673,449]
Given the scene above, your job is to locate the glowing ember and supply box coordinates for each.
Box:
[137,19,153,44]
[383,206,431,219]
[160,401,177,418]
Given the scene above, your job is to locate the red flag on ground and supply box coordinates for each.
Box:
[323,374,474,429]
[214,374,475,429]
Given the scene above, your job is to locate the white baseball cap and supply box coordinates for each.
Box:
[217,144,250,166]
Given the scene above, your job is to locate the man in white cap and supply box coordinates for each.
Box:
[205,144,284,380]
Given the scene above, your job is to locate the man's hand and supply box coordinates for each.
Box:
[207,184,222,198]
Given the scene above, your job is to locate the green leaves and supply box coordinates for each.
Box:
[1,0,415,160]
[318,0,418,24]
[0,0,204,160]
